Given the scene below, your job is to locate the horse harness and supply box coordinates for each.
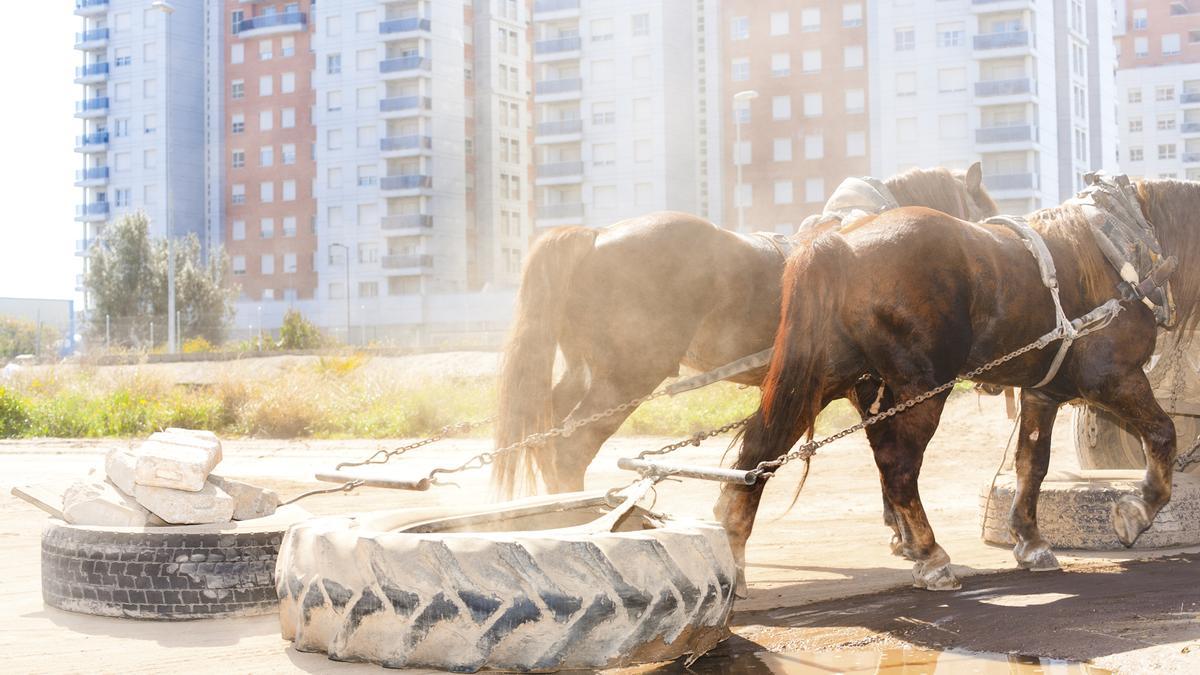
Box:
[985,172,1175,388]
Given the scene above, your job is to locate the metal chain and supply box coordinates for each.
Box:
[637,416,751,460]
[336,417,496,470]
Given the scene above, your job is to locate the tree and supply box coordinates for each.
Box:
[0,316,60,359]
[85,213,237,347]
[276,309,326,350]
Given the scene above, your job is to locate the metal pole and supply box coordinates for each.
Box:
[345,254,351,344]
[735,117,744,233]
[150,321,154,348]
[176,309,181,351]
[105,314,110,348]
[153,1,177,354]
[257,305,263,351]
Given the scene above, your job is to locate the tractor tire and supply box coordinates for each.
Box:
[1073,405,1200,474]
[275,495,737,672]
[980,470,1200,550]
[41,505,310,620]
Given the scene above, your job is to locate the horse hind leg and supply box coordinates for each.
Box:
[1008,389,1061,571]
[850,378,908,557]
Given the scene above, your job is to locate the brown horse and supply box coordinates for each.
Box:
[718,179,1200,593]
[493,165,997,498]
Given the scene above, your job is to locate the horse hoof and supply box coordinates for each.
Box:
[1112,495,1151,548]
[1013,539,1060,572]
[734,567,749,600]
[911,548,960,591]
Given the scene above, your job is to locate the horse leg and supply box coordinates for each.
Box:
[1084,373,1176,547]
[1008,389,1061,571]
[849,378,906,555]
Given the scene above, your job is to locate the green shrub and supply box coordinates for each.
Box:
[0,387,30,437]
[182,336,215,353]
[277,309,326,350]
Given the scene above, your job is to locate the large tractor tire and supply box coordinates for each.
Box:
[275,493,737,672]
[1073,405,1200,474]
[41,505,310,620]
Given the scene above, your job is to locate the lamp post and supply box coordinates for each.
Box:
[329,243,351,344]
[151,0,176,352]
[733,89,758,233]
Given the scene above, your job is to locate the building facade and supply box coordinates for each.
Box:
[73,0,206,305]
[1114,0,1200,182]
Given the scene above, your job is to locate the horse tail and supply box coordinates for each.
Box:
[737,232,855,481]
[492,226,598,499]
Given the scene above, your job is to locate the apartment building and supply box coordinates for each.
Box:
[531,0,704,232]
[868,0,1117,216]
[222,0,318,304]
[719,1,871,233]
[73,0,205,305]
[1114,0,1200,182]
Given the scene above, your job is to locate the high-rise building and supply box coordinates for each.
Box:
[868,0,1118,215]
[73,0,206,306]
[718,1,871,233]
[1114,0,1200,182]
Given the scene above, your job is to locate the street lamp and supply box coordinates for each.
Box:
[151,1,176,352]
[733,89,758,233]
[329,243,351,344]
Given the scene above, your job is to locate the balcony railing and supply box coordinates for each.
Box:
[76,167,110,182]
[535,78,582,95]
[537,161,584,178]
[984,173,1038,191]
[1183,92,1200,104]
[537,119,583,135]
[537,203,585,219]
[1182,122,1200,133]
[76,131,109,147]
[381,254,434,270]
[235,12,306,34]
[382,214,434,230]
[75,62,110,78]
[380,135,433,152]
[75,28,110,45]
[77,202,110,217]
[976,124,1036,143]
[975,77,1033,97]
[380,175,433,191]
[76,0,109,9]
[534,0,580,13]
[972,0,1031,4]
[380,17,430,34]
[76,97,110,113]
[380,56,432,74]
[1184,152,1200,163]
[380,95,432,113]
[973,31,1029,50]
[535,36,582,54]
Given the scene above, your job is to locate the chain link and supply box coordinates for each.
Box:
[637,416,752,460]
[336,417,496,470]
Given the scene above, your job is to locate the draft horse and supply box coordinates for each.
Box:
[719,178,1200,592]
[494,165,997,497]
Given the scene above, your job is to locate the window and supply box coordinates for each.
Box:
[803,92,823,117]
[844,45,863,69]
[845,89,865,114]
[115,188,131,207]
[114,82,131,102]
[357,203,379,226]
[231,184,245,205]
[232,220,245,241]
[632,54,651,79]
[327,90,343,112]
[260,218,275,239]
[356,9,376,33]
[1129,118,1143,133]
[281,72,295,94]
[1159,115,1177,131]
[1132,8,1148,30]
[631,13,649,36]
[259,40,272,61]
[734,184,752,209]
[115,47,131,67]
[232,150,245,168]
[842,4,863,28]
[114,118,129,138]
[773,138,792,162]
[897,118,918,143]
[356,48,376,71]
[327,167,343,189]
[231,80,244,99]
[326,14,342,36]
[261,255,275,276]
[896,72,917,96]
[1128,88,1142,104]
[801,8,819,32]
[281,108,296,128]
[771,11,790,35]
[282,144,296,164]
[283,216,297,237]
[938,68,967,93]
[114,152,130,171]
[259,75,273,96]
[327,54,342,75]
[357,164,377,186]
[772,95,791,120]
[260,146,273,167]
[774,180,794,205]
[114,11,131,32]
[937,22,963,48]
[895,28,915,51]
[730,16,749,41]
[1163,34,1182,56]
[634,139,652,163]
[846,132,866,157]
[328,206,344,228]
[731,58,750,82]
[359,282,378,298]
[804,135,823,159]
[141,114,156,136]
[802,49,821,72]
[260,182,274,203]
[357,125,377,148]
[259,110,273,131]
[284,253,297,274]
[593,142,616,166]
[1129,147,1144,162]
[143,42,156,63]
[1135,37,1149,57]
[144,185,157,206]
[1159,144,1177,160]
[232,256,246,276]
[593,59,614,82]
[281,36,295,57]
[231,113,245,134]
[143,79,156,99]
[282,180,297,201]
[1157,86,1176,101]
[733,141,751,165]
[591,18,614,42]
[805,178,825,203]
[356,87,376,110]
[771,53,790,77]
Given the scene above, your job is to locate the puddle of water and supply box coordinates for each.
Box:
[677,647,1109,674]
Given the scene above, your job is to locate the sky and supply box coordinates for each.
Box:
[0,4,79,301]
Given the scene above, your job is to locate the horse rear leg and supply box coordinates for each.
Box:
[849,378,907,556]
[1008,389,1062,571]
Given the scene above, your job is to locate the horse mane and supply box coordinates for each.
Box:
[1138,179,1200,333]
[883,166,994,219]
[1027,204,1113,306]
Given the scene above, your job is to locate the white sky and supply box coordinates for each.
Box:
[0,4,79,301]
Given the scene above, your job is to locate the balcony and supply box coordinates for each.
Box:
[536,119,583,138]
[380,56,432,76]
[1185,152,1200,164]
[535,36,582,60]
[975,77,1033,97]
[973,31,1030,50]
[381,214,434,231]
[534,0,580,15]
[379,17,430,35]
[380,135,433,154]
[74,62,110,84]
[75,166,110,187]
[234,12,307,37]
[76,202,109,221]
[1183,122,1200,134]
[75,239,91,257]
[75,27,110,49]
[970,0,1036,9]
[535,77,582,100]
[75,97,109,118]
[75,131,109,153]
[380,174,433,191]
[1183,92,1200,104]
[976,124,1037,144]
[75,0,108,15]
[381,254,434,271]
[380,95,432,115]
[537,161,584,177]
[536,203,584,221]
[984,173,1038,191]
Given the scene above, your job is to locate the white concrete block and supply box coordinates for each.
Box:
[131,432,223,492]
[62,479,159,527]
[207,475,280,520]
[134,481,235,525]
[104,447,138,495]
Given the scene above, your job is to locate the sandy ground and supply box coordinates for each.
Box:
[1,392,1197,673]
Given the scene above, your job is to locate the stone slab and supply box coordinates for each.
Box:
[131,431,223,492]
[61,479,161,527]
[206,475,279,521]
[133,481,235,525]
[104,447,138,495]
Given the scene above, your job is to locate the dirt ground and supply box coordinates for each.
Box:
[1,392,1197,673]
